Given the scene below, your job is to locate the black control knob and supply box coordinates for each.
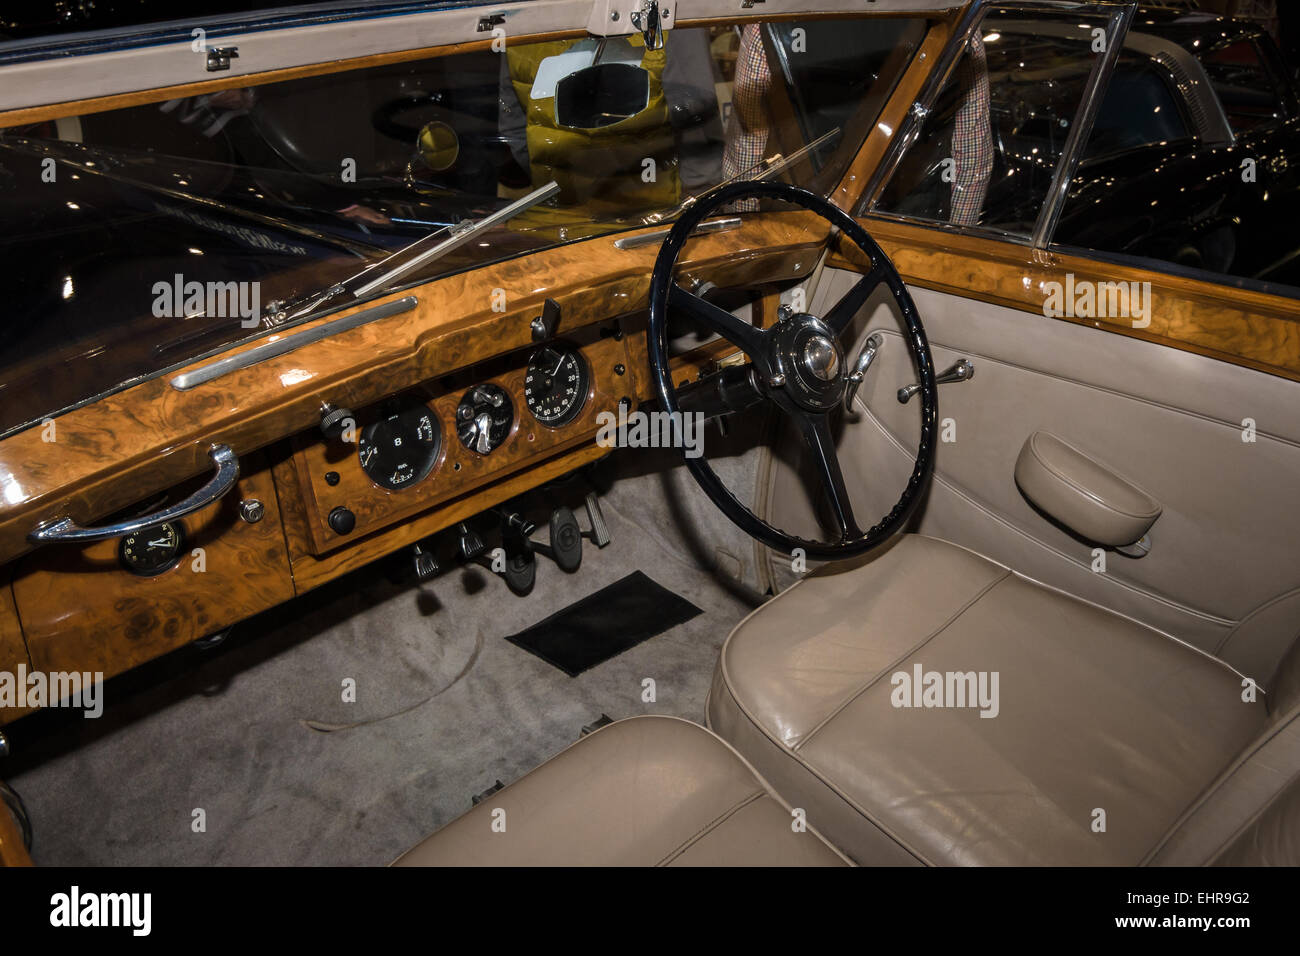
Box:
[320,403,356,441]
[328,506,356,535]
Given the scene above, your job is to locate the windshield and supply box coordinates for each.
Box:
[0,17,924,437]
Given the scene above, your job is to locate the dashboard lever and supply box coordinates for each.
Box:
[411,543,440,581]
[897,358,974,404]
[456,522,487,562]
[28,445,240,545]
[843,333,883,413]
[530,298,561,342]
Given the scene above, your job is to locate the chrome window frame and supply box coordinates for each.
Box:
[859,0,1137,251]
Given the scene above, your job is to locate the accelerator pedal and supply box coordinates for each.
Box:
[582,491,611,548]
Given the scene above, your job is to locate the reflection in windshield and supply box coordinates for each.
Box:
[0,18,923,438]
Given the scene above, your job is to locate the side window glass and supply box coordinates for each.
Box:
[1053,29,1300,297]
[1082,52,1192,160]
[873,9,1111,237]
[1198,38,1284,134]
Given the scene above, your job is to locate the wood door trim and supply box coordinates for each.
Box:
[830,217,1300,382]
[831,16,954,212]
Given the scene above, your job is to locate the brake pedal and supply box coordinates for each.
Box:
[549,506,583,572]
[528,506,583,573]
[582,491,611,548]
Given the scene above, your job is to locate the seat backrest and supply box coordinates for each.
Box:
[1146,630,1300,865]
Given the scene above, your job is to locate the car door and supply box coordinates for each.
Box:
[764,1,1300,691]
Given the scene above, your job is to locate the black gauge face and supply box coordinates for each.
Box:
[119,522,185,577]
[456,384,514,455]
[358,400,442,490]
[524,344,590,427]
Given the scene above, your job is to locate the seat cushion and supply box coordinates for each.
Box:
[707,535,1266,866]
[394,715,847,866]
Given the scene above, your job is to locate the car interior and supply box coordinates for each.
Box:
[0,0,1297,873]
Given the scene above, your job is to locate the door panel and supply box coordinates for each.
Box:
[766,270,1300,686]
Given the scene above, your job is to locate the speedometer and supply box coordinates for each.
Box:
[358,399,442,490]
[524,344,590,427]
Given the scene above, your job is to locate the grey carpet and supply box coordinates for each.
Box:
[4,432,770,866]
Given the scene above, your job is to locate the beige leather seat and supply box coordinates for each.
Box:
[395,714,848,866]
[401,534,1299,865]
[708,534,1300,865]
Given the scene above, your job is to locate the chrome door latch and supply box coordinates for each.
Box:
[206,47,238,72]
[898,358,974,404]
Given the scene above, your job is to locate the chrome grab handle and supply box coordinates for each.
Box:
[613,216,742,251]
[843,333,884,413]
[897,358,974,404]
[28,444,240,545]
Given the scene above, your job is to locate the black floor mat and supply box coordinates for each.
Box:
[505,571,703,676]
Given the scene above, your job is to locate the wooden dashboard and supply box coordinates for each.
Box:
[0,215,817,717]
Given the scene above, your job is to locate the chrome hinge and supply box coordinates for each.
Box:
[206,47,238,72]
[631,0,665,50]
[477,13,506,31]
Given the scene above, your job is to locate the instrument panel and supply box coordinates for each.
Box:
[359,400,444,490]
[288,323,640,554]
[524,343,590,426]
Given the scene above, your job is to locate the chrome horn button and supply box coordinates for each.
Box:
[769,315,846,411]
[801,335,841,382]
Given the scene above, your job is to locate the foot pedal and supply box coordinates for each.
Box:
[582,491,611,548]
[580,714,614,737]
[502,550,536,596]
[412,543,440,581]
[456,521,486,562]
[471,779,505,806]
[548,506,583,573]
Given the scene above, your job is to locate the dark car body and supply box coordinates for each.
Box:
[1055,9,1300,291]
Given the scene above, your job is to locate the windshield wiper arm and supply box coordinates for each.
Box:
[641,127,841,226]
[262,180,560,327]
[352,180,560,298]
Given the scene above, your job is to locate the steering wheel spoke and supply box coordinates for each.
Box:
[798,413,862,541]
[824,261,888,335]
[668,284,773,378]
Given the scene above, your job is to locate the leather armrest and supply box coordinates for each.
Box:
[1014,431,1161,547]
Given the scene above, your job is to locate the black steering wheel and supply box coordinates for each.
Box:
[646,180,939,560]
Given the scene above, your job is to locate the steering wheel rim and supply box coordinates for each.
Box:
[646,179,939,560]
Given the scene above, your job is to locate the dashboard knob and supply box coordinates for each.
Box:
[328,506,356,535]
[319,403,356,440]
